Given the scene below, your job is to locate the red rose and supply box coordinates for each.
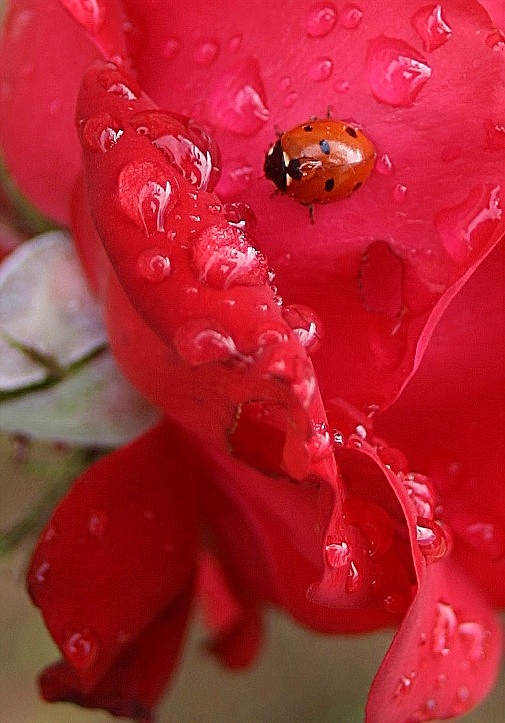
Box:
[0,1,504,721]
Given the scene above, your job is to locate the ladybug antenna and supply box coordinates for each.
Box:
[326,105,334,119]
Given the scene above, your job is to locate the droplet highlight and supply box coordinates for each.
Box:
[411,4,452,52]
[305,2,338,37]
[63,628,99,670]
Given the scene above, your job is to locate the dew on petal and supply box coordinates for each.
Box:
[228,34,242,53]
[366,36,432,106]
[458,621,489,664]
[163,37,181,59]
[210,58,269,136]
[402,472,436,519]
[485,30,505,52]
[416,517,449,563]
[484,120,505,151]
[340,3,363,29]
[307,421,334,462]
[393,183,408,203]
[223,201,257,230]
[34,561,50,584]
[324,536,350,569]
[434,183,503,264]
[174,319,247,366]
[82,113,124,152]
[411,4,452,52]
[63,629,99,670]
[308,57,333,82]
[431,601,457,656]
[88,509,108,537]
[282,304,324,354]
[136,249,172,281]
[118,161,180,236]
[193,38,220,66]
[305,2,338,37]
[284,91,299,108]
[97,65,140,100]
[190,224,268,290]
[375,152,394,175]
[394,672,416,698]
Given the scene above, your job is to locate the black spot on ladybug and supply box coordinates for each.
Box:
[353,181,363,192]
[287,158,303,180]
[303,124,313,132]
[325,178,335,192]
[319,139,330,154]
[345,126,358,138]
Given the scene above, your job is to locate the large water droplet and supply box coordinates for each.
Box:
[136,249,172,281]
[174,319,248,366]
[63,628,99,670]
[282,304,324,354]
[308,57,333,82]
[118,161,180,236]
[402,472,436,519]
[193,38,220,66]
[366,36,432,106]
[190,224,268,290]
[416,517,449,563]
[431,601,457,656]
[340,3,363,29]
[210,58,269,136]
[458,621,489,664]
[82,113,124,152]
[305,2,338,37]
[411,4,452,52]
[434,183,503,264]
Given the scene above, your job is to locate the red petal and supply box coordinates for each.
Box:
[40,582,193,721]
[27,420,198,690]
[366,561,502,723]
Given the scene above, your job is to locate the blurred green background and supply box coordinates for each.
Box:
[1,432,504,723]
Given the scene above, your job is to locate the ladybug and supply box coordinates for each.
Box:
[264,118,375,206]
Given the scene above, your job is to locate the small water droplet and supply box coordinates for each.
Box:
[282,304,324,354]
[284,90,299,108]
[484,119,505,151]
[375,152,394,175]
[223,201,257,229]
[305,2,338,37]
[82,113,123,152]
[193,38,220,66]
[97,65,140,100]
[485,30,505,52]
[412,4,452,52]
[279,76,291,91]
[210,58,269,136]
[308,57,333,82]
[435,672,448,688]
[118,161,180,236]
[63,629,99,670]
[394,672,416,697]
[366,36,432,106]
[403,472,436,519]
[448,686,472,716]
[416,517,449,563]
[432,601,457,656]
[34,561,50,584]
[163,37,181,59]
[307,421,333,462]
[190,224,268,289]
[393,183,408,202]
[228,34,242,53]
[174,319,249,366]
[333,79,350,93]
[324,537,350,568]
[136,249,173,282]
[434,183,503,264]
[340,3,363,29]
[88,509,108,537]
[43,525,57,543]
[458,621,489,663]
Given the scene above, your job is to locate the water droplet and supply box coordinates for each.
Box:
[340,3,363,29]
[305,2,337,37]
[308,57,333,82]
[163,37,181,59]
[375,152,394,175]
[174,319,249,367]
[34,561,50,584]
[333,79,350,93]
[118,160,180,236]
[210,58,269,136]
[279,76,291,91]
[255,324,290,349]
[345,560,361,593]
[43,525,57,543]
[394,672,416,697]
[448,686,473,716]
[307,421,334,462]
[416,517,449,563]
[97,65,140,100]
[282,304,324,354]
[190,224,268,290]
[228,34,242,53]
[435,672,448,688]
[458,621,489,663]
[228,400,290,475]
[434,183,503,264]
[82,113,124,152]
[193,38,220,66]
[223,201,257,229]
[324,536,350,568]
[393,183,408,202]
[484,119,505,151]
[402,472,436,519]
[432,601,457,656]
[412,4,452,52]
[88,509,108,537]
[366,36,432,106]
[63,629,99,670]
[284,91,299,108]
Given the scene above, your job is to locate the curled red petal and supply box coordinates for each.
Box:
[27,420,198,691]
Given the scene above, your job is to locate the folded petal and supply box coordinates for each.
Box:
[27,420,198,691]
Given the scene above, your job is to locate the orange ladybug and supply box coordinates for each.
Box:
[264,118,375,205]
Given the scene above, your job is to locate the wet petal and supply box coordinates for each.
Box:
[27,420,198,690]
